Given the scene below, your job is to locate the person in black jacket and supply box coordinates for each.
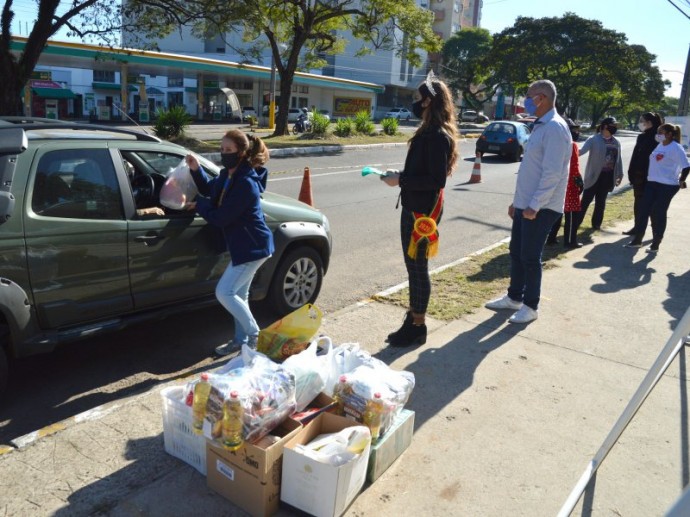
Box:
[623,112,663,235]
[381,73,459,347]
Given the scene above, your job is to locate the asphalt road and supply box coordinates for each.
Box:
[0,133,638,446]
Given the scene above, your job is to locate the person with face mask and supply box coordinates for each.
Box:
[484,79,571,324]
[574,117,624,235]
[623,112,663,235]
[625,123,690,252]
[185,130,274,355]
[380,72,459,346]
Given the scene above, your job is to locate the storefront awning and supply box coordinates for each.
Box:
[31,87,76,99]
[146,87,164,95]
[92,82,138,92]
[184,87,223,94]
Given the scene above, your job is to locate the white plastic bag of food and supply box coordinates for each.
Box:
[283,337,329,412]
[159,159,198,209]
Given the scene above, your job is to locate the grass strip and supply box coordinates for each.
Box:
[374,188,634,321]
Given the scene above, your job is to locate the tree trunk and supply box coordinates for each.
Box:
[0,52,25,116]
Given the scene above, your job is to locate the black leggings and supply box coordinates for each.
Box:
[400,208,432,314]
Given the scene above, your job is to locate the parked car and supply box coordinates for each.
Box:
[242,107,257,121]
[0,118,333,395]
[384,107,412,121]
[475,120,531,162]
[316,110,331,123]
[287,108,305,123]
[460,110,478,122]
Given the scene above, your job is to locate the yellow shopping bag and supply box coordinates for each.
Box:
[257,304,323,360]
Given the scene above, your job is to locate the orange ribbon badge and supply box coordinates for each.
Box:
[407,189,444,260]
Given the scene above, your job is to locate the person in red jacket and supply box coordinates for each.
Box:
[546,119,583,248]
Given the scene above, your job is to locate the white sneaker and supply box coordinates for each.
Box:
[485,295,523,310]
[508,305,538,324]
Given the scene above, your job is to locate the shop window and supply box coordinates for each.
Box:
[93,70,115,83]
[168,77,183,87]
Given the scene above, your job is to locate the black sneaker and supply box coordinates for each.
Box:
[624,239,642,248]
[646,242,660,253]
[622,228,635,236]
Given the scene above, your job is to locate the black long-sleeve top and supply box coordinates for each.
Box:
[627,128,657,186]
[399,126,452,214]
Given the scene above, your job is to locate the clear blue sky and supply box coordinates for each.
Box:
[480,0,690,98]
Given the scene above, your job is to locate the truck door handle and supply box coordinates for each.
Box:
[134,234,161,246]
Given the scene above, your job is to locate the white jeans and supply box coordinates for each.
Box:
[215,256,269,344]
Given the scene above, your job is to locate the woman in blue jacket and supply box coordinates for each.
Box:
[186,130,274,356]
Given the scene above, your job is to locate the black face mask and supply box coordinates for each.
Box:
[221,152,240,170]
[411,100,425,119]
[605,125,617,135]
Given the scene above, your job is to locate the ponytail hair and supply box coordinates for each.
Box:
[222,129,270,168]
[659,123,682,144]
[641,112,663,130]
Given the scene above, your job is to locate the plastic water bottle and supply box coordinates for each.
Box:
[192,373,211,434]
[222,390,244,451]
[333,375,348,416]
[363,392,384,442]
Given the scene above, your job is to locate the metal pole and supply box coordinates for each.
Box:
[268,54,276,130]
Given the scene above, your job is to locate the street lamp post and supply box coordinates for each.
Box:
[268,55,276,129]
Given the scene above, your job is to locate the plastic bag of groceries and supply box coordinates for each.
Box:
[282,337,330,412]
[294,426,371,467]
[187,353,296,445]
[258,304,322,360]
[321,342,388,396]
[333,362,415,439]
[159,159,198,209]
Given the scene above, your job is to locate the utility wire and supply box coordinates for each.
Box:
[666,0,690,20]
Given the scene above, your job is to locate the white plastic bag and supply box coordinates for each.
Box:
[294,426,371,466]
[283,337,329,412]
[159,160,198,209]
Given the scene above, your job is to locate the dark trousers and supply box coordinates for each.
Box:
[548,212,578,246]
[632,181,679,242]
[577,172,613,230]
[632,183,655,229]
[401,208,431,314]
[508,208,560,310]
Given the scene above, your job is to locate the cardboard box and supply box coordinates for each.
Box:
[367,409,415,482]
[281,412,371,517]
[206,418,302,517]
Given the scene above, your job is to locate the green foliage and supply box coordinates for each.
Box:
[442,27,495,111]
[310,111,330,135]
[354,111,375,135]
[488,13,667,122]
[152,105,192,139]
[381,117,398,136]
[334,118,354,137]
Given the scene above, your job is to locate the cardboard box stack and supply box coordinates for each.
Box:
[160,340,416,517]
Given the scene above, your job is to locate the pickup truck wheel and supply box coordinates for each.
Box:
[269,246,324,315]
[0,346,8,397]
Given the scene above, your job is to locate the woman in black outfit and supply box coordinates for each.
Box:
[381,73,459,347]
[623,112,663,235]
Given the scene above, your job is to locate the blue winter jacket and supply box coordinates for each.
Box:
[191,162,274,265]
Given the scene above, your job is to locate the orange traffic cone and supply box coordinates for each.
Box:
[469,152,482,184]
[298,166,314,206]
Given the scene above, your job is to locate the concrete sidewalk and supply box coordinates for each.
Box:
[1,200,689,516]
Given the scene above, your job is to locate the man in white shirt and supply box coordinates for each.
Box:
[485,79,572,323]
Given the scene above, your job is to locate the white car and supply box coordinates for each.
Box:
[461,110,478,122]
[242,107,257,121]
[316,109,331,122]
[384,107,412,120]
[287,108,307,123]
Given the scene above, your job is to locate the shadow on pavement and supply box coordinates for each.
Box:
[374,312,521,431]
